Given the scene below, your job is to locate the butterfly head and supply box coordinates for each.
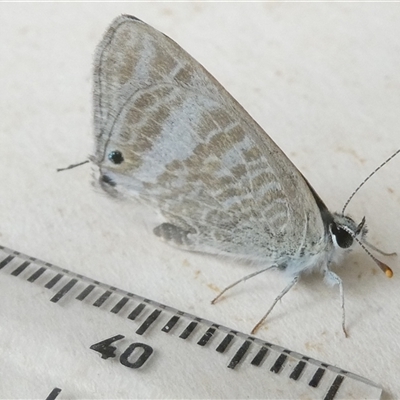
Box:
[329,213,367,250]
[329,213,393,278]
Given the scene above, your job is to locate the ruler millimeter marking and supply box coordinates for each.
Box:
[0,245,382,399]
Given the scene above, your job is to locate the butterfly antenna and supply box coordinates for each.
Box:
[339,224,393,278]
[342,149,400,215]
[57,160,89,172]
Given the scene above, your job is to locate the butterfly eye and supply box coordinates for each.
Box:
[330,224,353,249]
[108,150,124,164]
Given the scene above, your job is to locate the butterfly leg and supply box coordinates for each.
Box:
[324,270,348,337]
[153,223,196,248]
[251,276,299,334]
[211,265,278,305]
[363,240,397,257]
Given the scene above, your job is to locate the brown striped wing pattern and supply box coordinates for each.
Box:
[93,15,326,263]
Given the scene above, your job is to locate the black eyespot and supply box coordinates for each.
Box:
[108,150,124,164]
[331,223,353,249]
[100,174,116,187]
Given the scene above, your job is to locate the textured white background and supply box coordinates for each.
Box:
[0,2,399,399]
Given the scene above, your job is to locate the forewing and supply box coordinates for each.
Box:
[93,15,325,259]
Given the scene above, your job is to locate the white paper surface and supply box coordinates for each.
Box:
[0,3,399,399]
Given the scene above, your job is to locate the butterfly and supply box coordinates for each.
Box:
[87,15,396,336]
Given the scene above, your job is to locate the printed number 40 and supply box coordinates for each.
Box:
[90,334,153,369]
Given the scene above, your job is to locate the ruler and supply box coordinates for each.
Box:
[0,245,382,399]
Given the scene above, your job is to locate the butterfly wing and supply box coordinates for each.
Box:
[93,15,326,262]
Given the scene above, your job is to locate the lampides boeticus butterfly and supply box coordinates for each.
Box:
[89,15,396,336]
